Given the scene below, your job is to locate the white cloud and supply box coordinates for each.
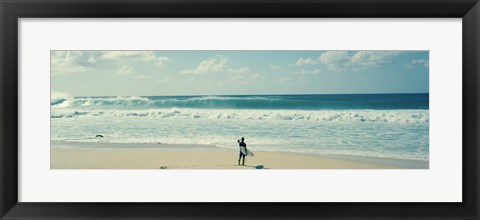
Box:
[181,55,248,74]
[405,59,429,69]
[319,51,350,63]
[228,67,249,73]
[293,69,321,75]
[294,57,318,66]
[87,56,97,64]
[114,65,134,76]
[269,64,282,70]
[101,51,171,68]
[317,51,352,72]
[101,51,156,61]
[155,57,171,67]
[411,59,427,64]
[51,51,90,75]
[351,51,401,69]
[182,55,228,74]
[292,51,402,72]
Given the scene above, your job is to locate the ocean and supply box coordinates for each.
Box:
[51,94,429,161]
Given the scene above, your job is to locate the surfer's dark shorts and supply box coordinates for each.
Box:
[239,151,246,157]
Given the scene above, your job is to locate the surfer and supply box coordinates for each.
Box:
[237,137,247,166]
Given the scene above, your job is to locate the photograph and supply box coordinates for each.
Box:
[50,50,429,169]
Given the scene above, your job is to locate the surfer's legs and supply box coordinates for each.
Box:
[238,152,246,165]
[238,155,245,166]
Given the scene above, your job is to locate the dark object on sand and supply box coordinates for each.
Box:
[160,166,168,169]
[255,165,264,169]
[95,135,104,138]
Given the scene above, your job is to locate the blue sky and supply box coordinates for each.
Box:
[51,50,429,97]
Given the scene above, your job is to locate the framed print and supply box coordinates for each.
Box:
[1,0,479,219]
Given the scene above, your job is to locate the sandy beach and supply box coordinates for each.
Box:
[51,141,428,169]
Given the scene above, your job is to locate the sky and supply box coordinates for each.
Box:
[51,50,429,97]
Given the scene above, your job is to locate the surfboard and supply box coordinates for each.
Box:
[240,146,254,156]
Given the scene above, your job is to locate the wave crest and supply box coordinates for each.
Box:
[51,108,429,123]
[51,95,429,110]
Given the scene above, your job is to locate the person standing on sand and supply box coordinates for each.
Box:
[237,137,247,166]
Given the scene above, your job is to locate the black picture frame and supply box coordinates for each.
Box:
[1,0,479,219]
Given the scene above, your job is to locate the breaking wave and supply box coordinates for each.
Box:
[51,94,429,110]
[51,108,428,123]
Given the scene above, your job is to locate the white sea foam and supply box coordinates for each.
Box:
[51,108,429,123]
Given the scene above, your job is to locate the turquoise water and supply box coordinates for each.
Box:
[51,94,429,161]
[52,93,428,110]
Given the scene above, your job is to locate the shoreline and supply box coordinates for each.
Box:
[51,141,429,169]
